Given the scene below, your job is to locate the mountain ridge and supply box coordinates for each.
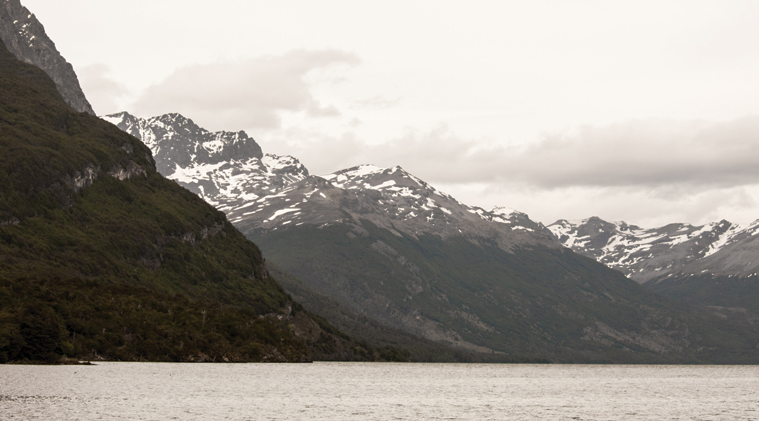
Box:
[103,112,309,209]
[548,215,759,315]
[0,0,94,114]
[547,216,759,282]
[104,110,759,363]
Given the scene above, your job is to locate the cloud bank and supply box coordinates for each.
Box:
[270,116,759,190]
[259,115,759,226]
[132,49,359,131]
[506,117,759,188]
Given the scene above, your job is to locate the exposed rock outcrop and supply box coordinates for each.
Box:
[0,0,94,114]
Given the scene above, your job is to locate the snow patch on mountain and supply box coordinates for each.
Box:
[104,112,308,210]
[104,113,553,250]
[547,217,753,283]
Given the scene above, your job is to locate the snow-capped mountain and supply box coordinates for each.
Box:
[103,112,309,210]
[657,219,759,279]
[104,111,552,249]
[102,110,759,362]
[644,219,759,313]
[103,111,759,291]
[230,163,552,248]
[0,0,94,114]
[547,216,758,283]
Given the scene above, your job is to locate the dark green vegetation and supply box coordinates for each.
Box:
[0,41,383,363]
[0,278,310,363]
[251,221,759,363]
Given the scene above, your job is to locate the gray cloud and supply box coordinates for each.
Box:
[438,182,759,227]
[281,116,759,190]
[78,64,129,115]
[509,117,759,188]
[132,50,359,131]
[256,116,759,226]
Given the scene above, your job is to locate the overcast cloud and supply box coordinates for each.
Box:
[78,64,128,115]
[22,0,759,227]
[265,115,759,190]
[132,50,359,131]
[256,115,759,227]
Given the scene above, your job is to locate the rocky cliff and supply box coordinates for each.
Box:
[0,0,94,114]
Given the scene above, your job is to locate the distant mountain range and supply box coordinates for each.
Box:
[103,112,551,244]
[105,111,759,363]
[547,217,759,282]
[547,217,759,313]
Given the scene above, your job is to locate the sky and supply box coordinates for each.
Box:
[21,0,759,228]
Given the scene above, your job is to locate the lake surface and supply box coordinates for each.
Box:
[1,362,758,420]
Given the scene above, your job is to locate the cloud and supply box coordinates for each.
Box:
[509,117,759,188]
[132,50,359,131]
[258,115,759,226]
[277,116,759,189]
[306,101,341,117]
[437,182,759,227]
[78,64,129,115]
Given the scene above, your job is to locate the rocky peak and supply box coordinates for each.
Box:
[104,117,552,249]
[227,160,554,253]
[322,165,453,200]
[0,0,94,114]
[103,111,307,210]
[547,216,749,283]
[103,111,264,175]
[474,206,534,228]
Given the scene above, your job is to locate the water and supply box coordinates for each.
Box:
[1,362,757,420]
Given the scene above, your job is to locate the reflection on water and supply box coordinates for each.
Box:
[1,362,758,420]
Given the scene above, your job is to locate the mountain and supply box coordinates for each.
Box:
[645,220,759,314]
[0,0,94,114]
[547,217,747,283]
[102,112,308,210]
[233,163,550,246]
[548,216,759,315]
[107,111,759,363]
[0,36,392,363]
[102,113,539,362]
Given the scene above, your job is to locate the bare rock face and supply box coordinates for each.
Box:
[0,0,95,114]
[104,112,309,210]
[547,217,755,283]
[231,163,555,251]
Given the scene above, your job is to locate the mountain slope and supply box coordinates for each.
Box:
[0,0,94,114]
[548,216,759,314]
[0,39,380,363]
[646,220,759,313]
[105,112,759,362]
[267,263,545,363]
[547,217,745,283]
[246,170,759,363]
